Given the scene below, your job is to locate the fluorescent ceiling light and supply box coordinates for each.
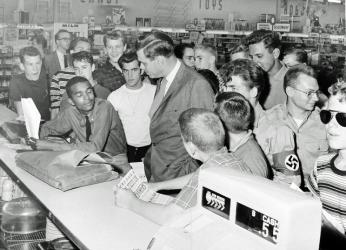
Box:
[328,0,341,3]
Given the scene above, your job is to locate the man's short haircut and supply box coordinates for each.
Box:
[328,80,346,103]
[284,64,316,91]
[70,37,91,51]
[54,29,70,42]
[30,34,47,49]
[283,47,308,64]
[118,49,138,69]
[194,44,217,58]
[179,108,225,153]
[19,46,42,63]
[72,51,94,65]
[137,31,174,60]
[215,92,254,133]
[230,43,248,55]
[246,29,281,52]
[66,76,91,98]
[197,69,219,94]
[220,59,267,100]
[174,43,194,59]
[103,30,126,47]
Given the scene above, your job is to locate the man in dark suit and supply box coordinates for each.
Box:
[137,31,215,182]
[44,29,72,79]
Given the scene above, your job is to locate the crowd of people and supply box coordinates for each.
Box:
[7,28,346,236]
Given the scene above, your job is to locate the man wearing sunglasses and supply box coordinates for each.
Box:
[256,65,328,188]
[308,81,346,235]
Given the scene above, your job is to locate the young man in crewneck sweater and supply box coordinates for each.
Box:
[108,50,156,162]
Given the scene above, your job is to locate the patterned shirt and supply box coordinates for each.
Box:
[49,67,75,114]
[308,153,346,234]
[172,147,253,209]
[94,59,126,92]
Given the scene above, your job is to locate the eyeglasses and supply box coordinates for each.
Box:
[320,110,346,127]
[291,87,321,98]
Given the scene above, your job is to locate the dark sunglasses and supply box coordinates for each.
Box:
[320,110,346,127]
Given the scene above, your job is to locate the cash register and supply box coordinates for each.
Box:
[149,167,322,250]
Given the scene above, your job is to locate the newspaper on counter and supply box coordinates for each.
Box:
[118,169,173,205]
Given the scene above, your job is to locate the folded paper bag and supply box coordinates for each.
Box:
[15,150,119,191]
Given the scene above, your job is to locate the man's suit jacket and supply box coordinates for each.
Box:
[45,51,71,79]
[144,62,214,182]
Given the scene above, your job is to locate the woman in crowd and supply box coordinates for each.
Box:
[308,80,346,235]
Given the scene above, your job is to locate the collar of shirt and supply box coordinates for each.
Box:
[229,131,253,152]
[254,103,265,128]
[164,60,181,95]
[204,146,229,163]
[282,102,316,130]
[272,62,288,81]
[56,50,66,70]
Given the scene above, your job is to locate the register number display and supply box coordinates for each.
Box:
[235,203,279,244]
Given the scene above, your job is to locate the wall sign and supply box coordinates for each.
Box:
[273,23,290,32]
[80,0,121,5]
[199,0,222,11]
[257,23,272,30]
[53,23,88,38]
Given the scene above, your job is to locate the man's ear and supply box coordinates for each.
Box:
[250,87,258,99]
[124,44,127,51]
[272,48,280,60]
[91,63,95,72]
[209,55,216,66]
[155,55,165,65]
[19,62,25,72]
[68,98,75,106]
[285,86,294,97]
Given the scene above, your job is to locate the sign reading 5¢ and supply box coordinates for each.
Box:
[199,0,222,10]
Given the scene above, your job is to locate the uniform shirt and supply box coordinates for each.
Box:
[9,70,50,121]
[230,132,270,179]
[172,147,253,209]
[40,98,126,156]
[264,64,288,110]
[49,67,75,114]
[107,82,156,147]
[308,153,346,234]
[256,104,329,182]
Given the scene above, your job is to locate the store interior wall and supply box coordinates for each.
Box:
[0,0,343,28]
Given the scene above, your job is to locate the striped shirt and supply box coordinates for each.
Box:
[50,67,75,112]
[308,152,346,234]
[173,147,253,209]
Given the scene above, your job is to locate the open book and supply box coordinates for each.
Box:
[117,169,173,205]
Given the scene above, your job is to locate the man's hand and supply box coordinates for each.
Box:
[147,182,160,192]
[113,186,136,209]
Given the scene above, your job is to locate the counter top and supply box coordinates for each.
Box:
[0,145,159,250]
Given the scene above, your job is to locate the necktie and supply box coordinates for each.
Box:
[64,54,69,68]
[149,78,167,118]
[85,116,91,142]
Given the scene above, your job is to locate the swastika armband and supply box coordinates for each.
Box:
[272,150,300,176]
